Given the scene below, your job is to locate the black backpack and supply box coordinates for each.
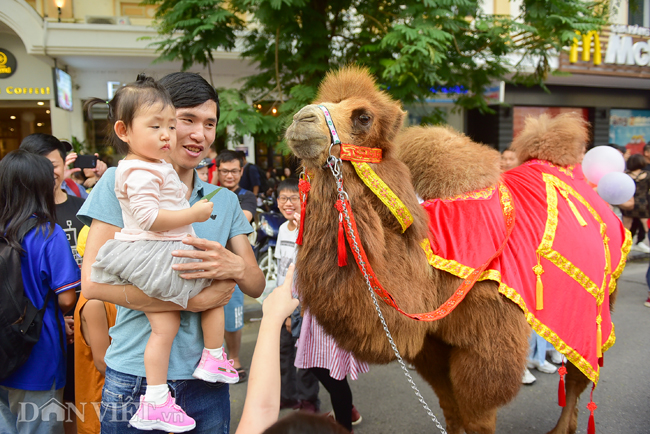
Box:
[0,219,59,381]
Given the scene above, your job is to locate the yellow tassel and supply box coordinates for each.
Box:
[559,189,587,227]
[533,263,544,310]
[596,315,602,358]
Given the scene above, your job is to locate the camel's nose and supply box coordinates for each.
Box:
[293,105,321,124]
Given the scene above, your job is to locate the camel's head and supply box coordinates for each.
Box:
[286,66,405,169]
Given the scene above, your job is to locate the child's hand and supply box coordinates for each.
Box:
[191,199,214,222]
[263,264,299,322]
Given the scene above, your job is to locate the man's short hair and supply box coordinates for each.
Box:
[159,72,220,121]
[216,150,244,168]
[277,178,299,194]
[20,133,71,161]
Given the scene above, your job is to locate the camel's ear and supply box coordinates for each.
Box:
[386,107,406,142]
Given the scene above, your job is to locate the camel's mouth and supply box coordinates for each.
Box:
[285,105,332,166]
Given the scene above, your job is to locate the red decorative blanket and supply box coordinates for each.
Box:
[421,161,631,384]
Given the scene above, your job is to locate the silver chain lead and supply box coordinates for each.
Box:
[325,155,448,434]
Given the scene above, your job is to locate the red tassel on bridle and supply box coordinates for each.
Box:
[335,200,348,266]
[557,363,567,407]
[587,384,597,434]
[296,177,311,245]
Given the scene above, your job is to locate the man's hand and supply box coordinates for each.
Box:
[190,199,214,223]
[186,279,237,312]
[172,236,245,281]
[64,152,81,179]
[64,315,75,345]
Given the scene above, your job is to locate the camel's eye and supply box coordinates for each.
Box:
[358,114,371,125]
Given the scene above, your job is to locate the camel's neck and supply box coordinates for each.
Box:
[294,156,438,362]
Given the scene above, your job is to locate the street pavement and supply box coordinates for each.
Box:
[229,259,650,433]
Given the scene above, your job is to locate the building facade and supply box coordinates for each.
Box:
[0,0,255,160]
[468,0,650,151]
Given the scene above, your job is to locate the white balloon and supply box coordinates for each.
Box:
[597,172,635,205]
[582,146,626,185]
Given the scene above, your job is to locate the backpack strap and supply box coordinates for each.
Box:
[16,218,38,241]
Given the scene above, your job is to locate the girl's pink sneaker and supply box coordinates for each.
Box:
[129,392,196,433]
[192,349,240,384]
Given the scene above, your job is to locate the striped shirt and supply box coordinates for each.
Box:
[294,308,369,381]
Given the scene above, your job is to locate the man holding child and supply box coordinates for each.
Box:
[78,72,265,433]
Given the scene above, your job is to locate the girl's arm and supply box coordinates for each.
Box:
[235,265,299,434]
[82,219,236,312]
[149,199,214,232]
[80,300,111,375]
[123,166,213,232]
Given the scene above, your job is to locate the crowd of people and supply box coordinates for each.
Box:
[0,72,363,434]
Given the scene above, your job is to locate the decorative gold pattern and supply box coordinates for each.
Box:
[419,174,629,384]
[352,162,413,232]
[437,185,496,202]
[340,144,382,163]
[538,174,612,305]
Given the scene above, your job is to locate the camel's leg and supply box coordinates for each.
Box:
[413,336,464,434]
[547,362,591,434]
[440,293,530,434]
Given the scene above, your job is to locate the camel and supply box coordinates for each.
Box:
[285,66,629,434]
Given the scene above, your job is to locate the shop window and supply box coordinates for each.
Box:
[629,0,649,27]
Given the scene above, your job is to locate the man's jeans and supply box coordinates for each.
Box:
[100,367,229,434]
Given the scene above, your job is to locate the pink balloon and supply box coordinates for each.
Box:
[582,146,625,185]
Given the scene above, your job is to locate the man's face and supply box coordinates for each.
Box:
[500,150,518,172]
[169,100,218,171]
[217,160,243,191]
[45,150,65,193]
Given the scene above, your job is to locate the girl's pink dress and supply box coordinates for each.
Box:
[294,309,369,381]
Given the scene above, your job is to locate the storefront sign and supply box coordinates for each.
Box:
[559,25,650,78]
[610,109,650,154]
[0,49,17,78]
[0,86,50,95]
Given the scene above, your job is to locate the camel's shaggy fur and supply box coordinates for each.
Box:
[286,66,603,434]
[511,113,588,166]
[396,126,501,200]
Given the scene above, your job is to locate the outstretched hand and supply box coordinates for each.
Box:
[262,264,299,322]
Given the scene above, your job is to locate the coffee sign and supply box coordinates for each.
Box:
[0,48,17,79]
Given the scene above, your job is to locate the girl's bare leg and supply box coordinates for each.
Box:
[144,311,181,385]
[201,306,225,350]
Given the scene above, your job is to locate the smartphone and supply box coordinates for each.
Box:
[73,154,98,169]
